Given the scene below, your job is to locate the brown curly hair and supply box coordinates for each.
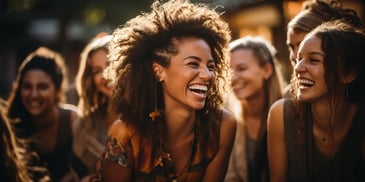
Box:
[104,0,231,149]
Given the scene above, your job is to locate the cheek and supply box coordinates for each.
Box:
[93,75,102,87]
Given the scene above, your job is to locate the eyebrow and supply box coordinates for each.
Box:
[183,56,214,63]
[308,52,325,56]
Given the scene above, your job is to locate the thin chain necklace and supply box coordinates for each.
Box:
[171,144,193,182]
[159,124,197,182]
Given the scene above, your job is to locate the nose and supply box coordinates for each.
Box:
[294,59,306,74]
[199,66,213,80]
[30,88,39,98]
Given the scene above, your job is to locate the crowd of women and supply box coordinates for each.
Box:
[1,0,364,181]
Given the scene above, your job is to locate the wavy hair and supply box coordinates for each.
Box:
[288,0,362,34]
[7,47,67,136]
[75,34,112,117]
[291,19,365,143]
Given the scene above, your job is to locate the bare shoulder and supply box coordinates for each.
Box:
[268,99,285,123]
[267,98,286,135]
[220,109,237,141]
[221,109,237,126]
[59,103,81,124]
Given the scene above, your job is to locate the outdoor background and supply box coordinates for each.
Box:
[1,0,364,104]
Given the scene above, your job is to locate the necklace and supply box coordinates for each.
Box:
[171,150,192,182]
[160,130,197,182]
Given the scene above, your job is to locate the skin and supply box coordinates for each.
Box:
[21,69,79,154]
[230,49,272,102]
[90,49,114,98]
[268,34,361,182]
[102,37,237,182]
[21,70,58,119]
[295,35,327,102]
[286,29,308,67]
[230,48,272,140]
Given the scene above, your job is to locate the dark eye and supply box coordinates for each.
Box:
[92,68,103,76]
[207,63,215,71]
[38,83,50,90]
[21,83,32,90]
[188,62,199,68]
[309,58,320,63]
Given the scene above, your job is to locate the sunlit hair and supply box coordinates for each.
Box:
[75,34,112,117]
[290,19,365,143]
[0,100,31,182]
[6,47,67,135]
[287,0,362,34]
[104,0,231,148]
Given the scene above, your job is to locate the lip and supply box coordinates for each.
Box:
[296,76,314,90]
[188,83,209,100]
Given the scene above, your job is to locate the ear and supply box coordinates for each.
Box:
[152,62,164,81]
[263,63,273,80]
[342,71,357,83]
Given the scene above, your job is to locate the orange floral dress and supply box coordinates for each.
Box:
[99,120,218,182]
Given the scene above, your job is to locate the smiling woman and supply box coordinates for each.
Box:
[93,0,237,182]
[6,47,80,182]
[268,19,365,182]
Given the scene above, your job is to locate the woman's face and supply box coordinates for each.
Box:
[230,48,271,101]
[20,69,58,117]
[287,29,308,67]
[158,37,214,110]
[90,49,114,98]
[295,35,327,102]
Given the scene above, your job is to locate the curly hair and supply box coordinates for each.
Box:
[7,47,67,136]
[76,34,112,117]
[104,0,231,144]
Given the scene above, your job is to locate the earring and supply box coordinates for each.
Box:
[149,80,162,121]
[149,110,161,121]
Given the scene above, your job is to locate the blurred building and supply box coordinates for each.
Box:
[0,0,364,101]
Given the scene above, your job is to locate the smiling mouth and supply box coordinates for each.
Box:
[189,85,208,96]
[298,78,314,88]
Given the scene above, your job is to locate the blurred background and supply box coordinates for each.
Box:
[0,0,364,104]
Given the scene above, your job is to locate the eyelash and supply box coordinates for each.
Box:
[188,62,215,71]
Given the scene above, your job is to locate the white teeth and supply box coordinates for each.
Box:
[298,79,314,85]
[189,85,208,92]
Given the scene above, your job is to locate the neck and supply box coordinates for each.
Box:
[163,108,195,143]
[242,92,267,120]
[32,106,59,131]
[311,99,357,132]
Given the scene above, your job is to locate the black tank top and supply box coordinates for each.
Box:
[39,107,74,182]
[284,99,365,182]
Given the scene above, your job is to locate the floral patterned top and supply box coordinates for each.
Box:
[99,120,218,182]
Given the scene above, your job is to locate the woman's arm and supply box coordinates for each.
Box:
[101,121,133,182]
[203,109,237,182]
[267,99,287,182]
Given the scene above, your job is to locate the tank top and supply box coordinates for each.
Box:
[39,107,75,182]
[284,99,365,182]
